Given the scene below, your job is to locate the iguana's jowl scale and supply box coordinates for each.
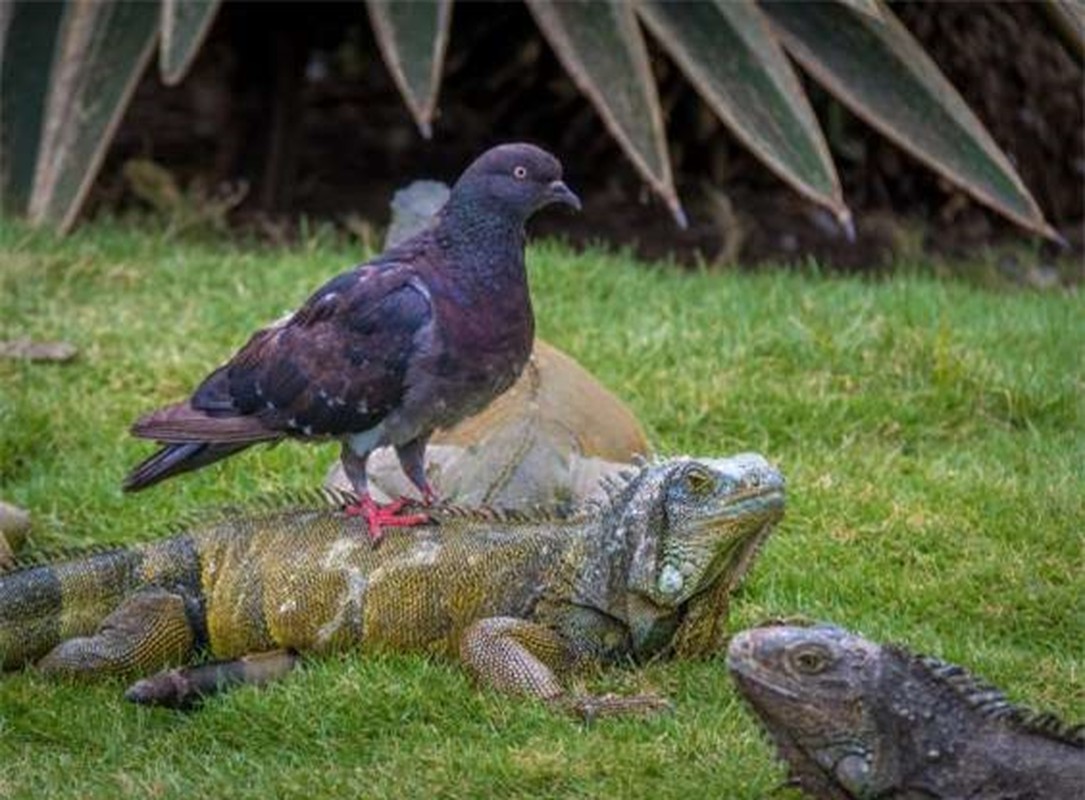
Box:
[2,455,784,714]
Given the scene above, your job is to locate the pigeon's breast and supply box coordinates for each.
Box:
[391,281,534,440]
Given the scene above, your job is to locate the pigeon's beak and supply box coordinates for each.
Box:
[543,180,582,212]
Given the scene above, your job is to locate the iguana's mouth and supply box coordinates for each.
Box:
[725,485,785,512]
[690,504,782,597]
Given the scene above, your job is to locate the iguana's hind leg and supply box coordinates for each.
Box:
[125,650,300,709]
[460,617,672,719]
[36,586,196,678]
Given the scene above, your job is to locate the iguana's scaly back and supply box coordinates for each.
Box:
[0,496,582,671]
[196,505,575,660]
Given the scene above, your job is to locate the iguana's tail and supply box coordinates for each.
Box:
[0,536,201,671]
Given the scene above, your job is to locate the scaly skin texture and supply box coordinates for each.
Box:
[1,454,784,713]
[728,624,1085,800]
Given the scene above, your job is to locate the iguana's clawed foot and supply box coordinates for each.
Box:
[345,495,431,542]
[561,692,674,722]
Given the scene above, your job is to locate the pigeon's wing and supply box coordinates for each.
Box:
[132,263,433,443]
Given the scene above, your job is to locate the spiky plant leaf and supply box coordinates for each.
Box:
[0,0,65,216]
[160,0,221,86]
[637,0,849,232]
[762,0,1057,240]
[28,0,158,233]
[834,0,884,20]
[525,0,684,227]
[366,0,452,139]
[1044,0,1085,59]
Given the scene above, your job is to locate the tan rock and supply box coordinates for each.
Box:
[326,339,649,508]
[0,501,31,569]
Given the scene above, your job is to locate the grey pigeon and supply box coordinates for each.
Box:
[124,143,581,540]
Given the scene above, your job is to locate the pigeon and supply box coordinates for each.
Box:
[123,143,581,540]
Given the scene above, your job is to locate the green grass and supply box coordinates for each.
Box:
[1,218,1082,799]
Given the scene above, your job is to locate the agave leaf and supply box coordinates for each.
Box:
[833,0,884,20]
[526,0,684,227]
[637,0,849,232]
[28,0,158,232]
[366,0,452,139]
[0,0,65,216]
[160,0,221,85]
[762,0,1057,240]
[1044,0,1085,59]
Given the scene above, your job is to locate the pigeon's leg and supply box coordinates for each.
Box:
[340,442,429,542]
[394,435,437,505]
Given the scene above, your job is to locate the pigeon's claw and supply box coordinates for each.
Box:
[420,485,438,506]
[345,495,430,542]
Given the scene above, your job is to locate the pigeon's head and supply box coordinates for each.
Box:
[450,143,581,222]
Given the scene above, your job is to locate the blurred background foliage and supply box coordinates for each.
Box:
[1,0,1082,270]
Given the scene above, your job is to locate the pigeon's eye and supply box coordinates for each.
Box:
[513,165,528,180]
[790,646,830,675]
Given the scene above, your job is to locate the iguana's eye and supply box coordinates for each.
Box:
[790,645,830,674]
[513,165,528,180]
[684,466,714,495]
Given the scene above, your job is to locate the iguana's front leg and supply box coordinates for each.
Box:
[36,586,196,677]
[459,617,671,719]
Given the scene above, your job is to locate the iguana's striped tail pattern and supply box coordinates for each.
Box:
[0,537,202,672]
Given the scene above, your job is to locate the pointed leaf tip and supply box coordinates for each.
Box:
[636,0,845,226]
[526,0,678,227]
[367,0,451,140]
[160,0,222,86]
[763,1,1055,240]
[671,202,689,230]
[838,208,856,243]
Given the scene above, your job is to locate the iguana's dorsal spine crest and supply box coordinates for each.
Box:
[893,645,1085,748]
[580,460,661,518]
[0,487,359,575]
[426,503,572,525]
[0,543,130,576]
[3,488,580,574]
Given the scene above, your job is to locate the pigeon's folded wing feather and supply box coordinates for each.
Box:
[133,265,433,443]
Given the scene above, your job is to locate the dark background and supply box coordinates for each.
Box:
[95,1,1084,271]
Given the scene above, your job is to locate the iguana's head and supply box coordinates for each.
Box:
[729,623,1085,799]
[607,454,785,658]
[727,624,881,800]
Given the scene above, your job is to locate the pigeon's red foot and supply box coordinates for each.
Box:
[344,495,430,543]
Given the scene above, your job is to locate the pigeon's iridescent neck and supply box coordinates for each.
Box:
[437,201,528,279]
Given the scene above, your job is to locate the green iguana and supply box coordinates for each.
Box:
[1,454,784,714]
[728,624,1085,799]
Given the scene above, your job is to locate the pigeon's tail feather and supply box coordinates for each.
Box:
[131,402,281,444]
[123,442,254,492]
